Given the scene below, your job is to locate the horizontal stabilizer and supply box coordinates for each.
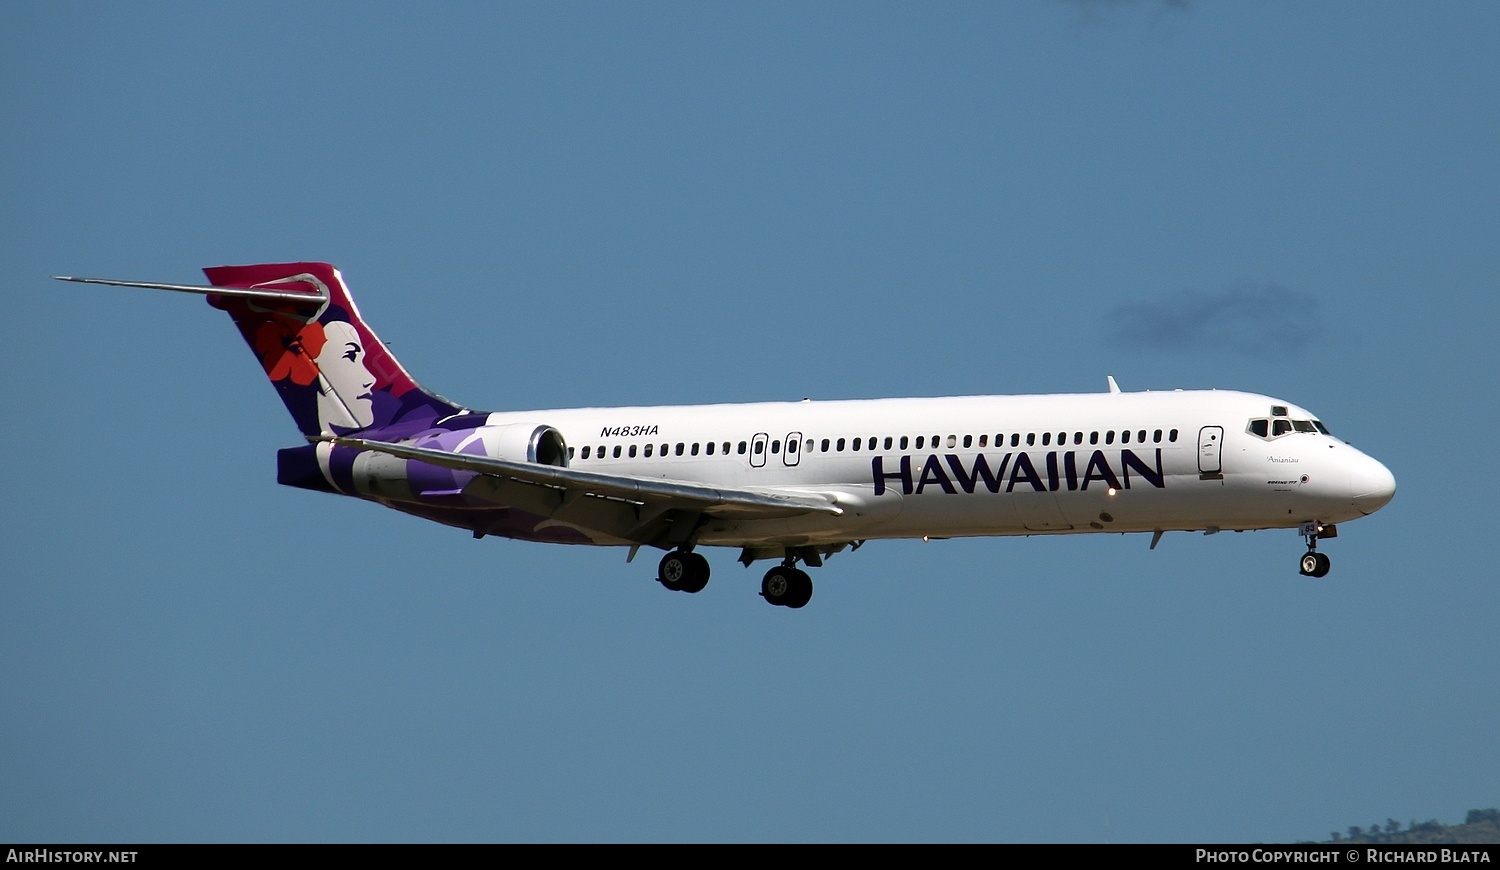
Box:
[54,276,328,306]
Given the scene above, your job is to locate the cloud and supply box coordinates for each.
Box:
[1107,285,1325,357]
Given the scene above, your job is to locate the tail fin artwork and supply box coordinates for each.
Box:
[201,263,464,437]
[59,263,465,437]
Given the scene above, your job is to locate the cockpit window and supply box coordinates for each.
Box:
[1249,415,1331,441]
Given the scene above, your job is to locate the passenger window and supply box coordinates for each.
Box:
[1026,433,1035,446]
[1011,434,1020,447]
[804,440,812,453]
[821,438,830,452]
[706,442,715,455]
[691,443,700,456]
[1090,431,1099,445]
[613,446,622,458]
[900,436,909,450]
[1169,429,1179,442]
[582,446,591,459]
[1122,430,1130,444]
[868,437,877,450]
[963,435,973,448]
[1137,430,1146,443]
[770,440,780,454]
[852,438,861,452]
[628,445,637,458]
[644,444,653,457]
[1105,431,1115,445]
[946,434,957,448]
[837,438,846,451]
[884,436,893,450]
[679,443,688,456]
[751,441,761,455]
[915,436,924,449]
[1153,429,1162,443]
[1074,432,1083,445]
[1042,432,1051,446]
[978,435,987,448]
[568,447,575,460]
[738,441,747,454]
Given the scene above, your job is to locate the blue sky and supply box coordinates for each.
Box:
[3,1,1496,843]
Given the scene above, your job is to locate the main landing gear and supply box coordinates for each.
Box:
[656,548,820,608]
[1298,521,1333,578]
[761,561,813,609]
[657,549,710,593]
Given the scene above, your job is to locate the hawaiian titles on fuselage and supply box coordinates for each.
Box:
[872,449,1165,495]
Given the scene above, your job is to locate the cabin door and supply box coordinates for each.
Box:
[1198,426,1224,475]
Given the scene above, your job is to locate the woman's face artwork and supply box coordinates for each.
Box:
[315,320,376,429]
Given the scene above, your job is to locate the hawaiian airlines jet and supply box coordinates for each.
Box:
[57,263,1396,608]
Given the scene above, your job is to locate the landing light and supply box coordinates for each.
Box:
[1107,487,1117,496]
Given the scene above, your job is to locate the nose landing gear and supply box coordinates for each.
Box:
[1299,550,1331,577]
[1298,521,1333,577]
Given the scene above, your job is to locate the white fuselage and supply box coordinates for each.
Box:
[463,388,1394,550]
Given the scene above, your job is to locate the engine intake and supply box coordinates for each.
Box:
[483,423,569,467]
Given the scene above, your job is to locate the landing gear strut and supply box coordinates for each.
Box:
[658,549,710,593]
[1298,522,1332,578]
[761,560,813,609]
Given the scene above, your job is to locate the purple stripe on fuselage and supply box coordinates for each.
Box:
[328,443,358,494]
[277,446,336,494]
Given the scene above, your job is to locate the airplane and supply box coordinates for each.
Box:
[56,262,1396,608]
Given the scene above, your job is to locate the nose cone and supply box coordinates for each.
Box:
[1351,455,1396,515]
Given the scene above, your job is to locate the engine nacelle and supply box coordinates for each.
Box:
[330,421,569,505]
[473,422,570,467]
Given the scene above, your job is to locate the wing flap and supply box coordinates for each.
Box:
[329,436,844,520]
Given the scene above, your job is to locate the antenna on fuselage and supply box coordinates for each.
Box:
[1107,376,1121,394]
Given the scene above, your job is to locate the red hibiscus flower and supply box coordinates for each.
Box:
[254,319,328,387]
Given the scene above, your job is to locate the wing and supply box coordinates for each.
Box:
[329,435,844,547]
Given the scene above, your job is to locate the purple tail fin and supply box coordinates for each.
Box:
[204,263,464,437]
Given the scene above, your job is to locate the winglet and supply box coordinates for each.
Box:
[1107,375,1121,394]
